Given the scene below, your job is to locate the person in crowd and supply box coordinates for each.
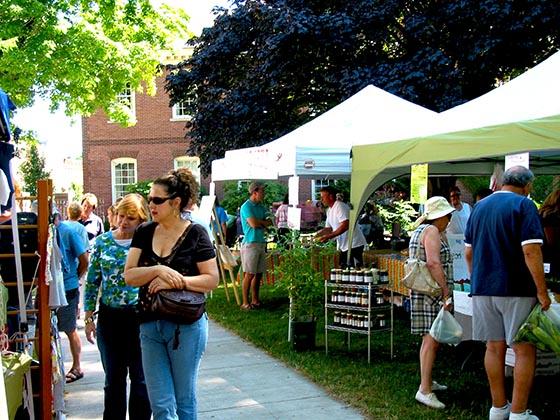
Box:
[124,169,218,420]
[446,186,471,235]
[275,194,290,243]
[80,192,104,244]
[538,189,560,280]
[57,201,89,383]
[106,205,118,230]
[84,194,151,420]
[213,198,228,239]
[315,186,367,267]
[474,187,493,203]
[465,166,551,420]
[409,196,455,410]
[240,181,272,310]
[358,201,385,248]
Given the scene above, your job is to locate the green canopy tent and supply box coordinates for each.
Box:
[349,50,560,237]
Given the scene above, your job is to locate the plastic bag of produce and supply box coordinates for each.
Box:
[429,308,463,345]
[514,304,560,356]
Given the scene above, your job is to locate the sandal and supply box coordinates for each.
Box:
[66,368,84,383]
[240,304,252,311]
[251,302,262,309]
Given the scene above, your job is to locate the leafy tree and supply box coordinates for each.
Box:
[126,180,153,198]
[19,132,50,196]
[167,0,560,175]
[221,180,287,214]
[0,0,190,124]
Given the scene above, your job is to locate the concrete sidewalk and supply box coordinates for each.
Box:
[63,319,364,419]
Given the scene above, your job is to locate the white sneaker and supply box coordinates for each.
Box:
[415,390,445,409]
[509,410,539,420]
[489,402,511,420]
[432,380,447,391]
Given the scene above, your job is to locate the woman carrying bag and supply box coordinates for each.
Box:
[84,193,151,420]
[124,169,219,420]
[409,196,455,410]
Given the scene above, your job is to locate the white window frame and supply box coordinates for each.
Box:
[111,158,137,203]
[171,100,193,121]
[174,156,200,184]
[109,83,136,122]
[312,179,335,201]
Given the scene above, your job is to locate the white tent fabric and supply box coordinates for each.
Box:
[350,50,560,230]
[212,84,439,181]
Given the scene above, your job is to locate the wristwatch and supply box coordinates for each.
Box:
[84,316,95,325]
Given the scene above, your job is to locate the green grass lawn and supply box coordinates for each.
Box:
[206,285,560,420]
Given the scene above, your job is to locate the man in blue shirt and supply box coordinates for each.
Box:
[465,166,551,420]
[240,182,272,310]
[57,202,89,382]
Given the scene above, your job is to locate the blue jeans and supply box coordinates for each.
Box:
[96,304,151,420]
[139,315,208,420]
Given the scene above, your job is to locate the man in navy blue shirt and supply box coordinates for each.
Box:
[465,166,551,420]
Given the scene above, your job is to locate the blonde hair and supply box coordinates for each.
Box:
[81,193,98,209]
[116,193,149,223]
[67,202,83,220]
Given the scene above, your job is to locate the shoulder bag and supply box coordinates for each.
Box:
[138,223,206,324]
[402,227,442,297]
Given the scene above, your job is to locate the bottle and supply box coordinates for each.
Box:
[377,314,387,329]
[379,270,389,284]
[375,292,385,306]
[361,292,368,307]
[364,269,373,284]
[334,311,340,325]
[330,268,337,283]
[349,269,357,284]
[356,269,364,284]
[342,269,350,283]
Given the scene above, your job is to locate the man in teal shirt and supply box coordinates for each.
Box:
[240,182,272,310]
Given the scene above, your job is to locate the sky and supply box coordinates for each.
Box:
[11,0,231,171]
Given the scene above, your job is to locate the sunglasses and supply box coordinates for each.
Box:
[147,196,173,205]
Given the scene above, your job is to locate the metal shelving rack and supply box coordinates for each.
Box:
[324,281,393,363]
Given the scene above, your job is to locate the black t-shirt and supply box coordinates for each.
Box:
[131,221,216,322]
[131,221,215,275]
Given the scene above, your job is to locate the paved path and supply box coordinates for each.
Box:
[63,319,364,419]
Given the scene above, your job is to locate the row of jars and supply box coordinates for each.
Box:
[333,312,387,329]
[329,268,389,285]
[330,290,385,306]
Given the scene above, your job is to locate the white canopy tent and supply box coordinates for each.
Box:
[211,84,439,181]
[349,50,560,230]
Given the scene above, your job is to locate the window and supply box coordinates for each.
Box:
[312,179,335,201]
[171,99,193,120]
[174,156,200,184]
[111,158,137,202]
[113,83,136,120]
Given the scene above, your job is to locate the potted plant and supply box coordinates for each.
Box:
[274,238,337,351]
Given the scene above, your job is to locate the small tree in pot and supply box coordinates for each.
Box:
[274,239,337,351]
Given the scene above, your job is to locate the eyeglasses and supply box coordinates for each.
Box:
[147,196,173,205]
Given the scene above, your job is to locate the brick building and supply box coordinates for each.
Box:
[82,74,201,213]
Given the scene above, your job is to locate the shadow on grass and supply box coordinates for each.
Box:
[207,286,560,420]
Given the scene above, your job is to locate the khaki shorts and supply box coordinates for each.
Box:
[241,242,266,274]
[472,296,536,346]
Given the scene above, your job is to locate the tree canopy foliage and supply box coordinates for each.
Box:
[19,131,50,196]
[0,0,190,124]
[166,0,560,175]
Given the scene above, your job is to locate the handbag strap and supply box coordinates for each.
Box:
[160,222,195,266]
[411,225,429,260]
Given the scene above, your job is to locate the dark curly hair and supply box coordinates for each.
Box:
[153,168,199,210]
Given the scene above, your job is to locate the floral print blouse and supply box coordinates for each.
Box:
[84,231,140,311]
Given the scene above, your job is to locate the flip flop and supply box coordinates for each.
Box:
[66,368,84,383]
[251,302,262,309]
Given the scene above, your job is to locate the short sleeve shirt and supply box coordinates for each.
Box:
[57,221,89,290]
[464,191,544,297]
[446,202,471,235]
[326,201,367,252]
[240,199,268,244]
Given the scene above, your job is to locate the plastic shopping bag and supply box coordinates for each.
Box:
[429,308,463,345]
[514,304,560,356]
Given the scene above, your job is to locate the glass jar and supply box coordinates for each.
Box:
[355,269,364,284]
[377,314,387,329]
[372,268,380,285]
[349,269,357,284]
[379,269,389,284]
[334,311,340,325]
[342,269,350,283]
[375,292,385,306]
[330,268,337,282]
[361,293,368,307]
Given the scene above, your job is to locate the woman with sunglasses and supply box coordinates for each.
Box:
[84,193,151,419]
[124,169,219,420]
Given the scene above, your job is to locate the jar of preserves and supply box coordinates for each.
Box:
[342,269,350,283]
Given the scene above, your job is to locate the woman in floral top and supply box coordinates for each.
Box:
[84,193,151,420]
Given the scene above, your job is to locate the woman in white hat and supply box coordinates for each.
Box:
[409,196,455,410]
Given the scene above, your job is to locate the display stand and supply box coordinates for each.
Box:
[0,179,53,419]
[324,281,393,364]
[211,206,240,305]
